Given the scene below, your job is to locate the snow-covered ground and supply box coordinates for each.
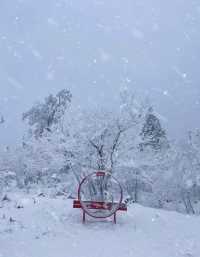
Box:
[0,193,200,257]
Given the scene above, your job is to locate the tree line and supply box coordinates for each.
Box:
[0,88,200,215]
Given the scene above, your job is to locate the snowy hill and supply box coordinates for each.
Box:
[0,194,200,257]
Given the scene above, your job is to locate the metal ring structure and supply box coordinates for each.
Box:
[78,171,123,219]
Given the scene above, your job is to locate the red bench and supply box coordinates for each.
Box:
[73,200,127,223]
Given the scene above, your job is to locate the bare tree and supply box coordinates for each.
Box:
[89,121,126,171]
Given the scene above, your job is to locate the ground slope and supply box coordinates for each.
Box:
[0,194,200,257]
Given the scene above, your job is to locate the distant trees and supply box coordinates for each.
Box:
[2,88,200,215]
[170,131,200,214]
[0,113,6,195]
[23,89,72,138]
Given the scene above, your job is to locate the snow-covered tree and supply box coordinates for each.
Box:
[23,89,72,138]
[21,133,74,194]
[153,131,200,213]
[17,89,75,193]
[65,108,127,175]
[170,131,200,214]
[117,90,165,203]
[139,107,169,151]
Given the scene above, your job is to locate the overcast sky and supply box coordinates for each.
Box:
[0,0,200,145]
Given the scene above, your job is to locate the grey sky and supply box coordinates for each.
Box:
[0,0,200,145]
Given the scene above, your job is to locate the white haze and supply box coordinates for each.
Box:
[0,0,200,145]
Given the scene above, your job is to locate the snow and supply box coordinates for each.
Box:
[0,193,200,257]
[131,28,144,40]
[7,77,23,90]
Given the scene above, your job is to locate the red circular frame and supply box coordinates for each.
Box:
[78,171,123,219]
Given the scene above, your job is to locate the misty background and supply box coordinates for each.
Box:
[0,0,200,145]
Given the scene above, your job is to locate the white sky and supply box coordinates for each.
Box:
[0,0,200,145]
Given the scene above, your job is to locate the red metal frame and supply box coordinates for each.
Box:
[77,171,124,222]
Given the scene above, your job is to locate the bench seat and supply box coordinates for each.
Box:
[73,200,127,211]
